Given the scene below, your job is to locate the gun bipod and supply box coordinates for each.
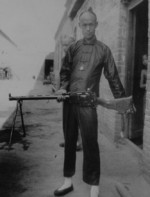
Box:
[9,99,26,147]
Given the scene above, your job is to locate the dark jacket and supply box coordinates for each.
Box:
[60,36,125,98]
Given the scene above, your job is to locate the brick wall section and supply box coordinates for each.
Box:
[142,0,150,183]
[94,0,127,140]
[143,90,150,181]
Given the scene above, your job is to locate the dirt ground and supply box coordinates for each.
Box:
[0,81,88,197]
[0,81,150,197]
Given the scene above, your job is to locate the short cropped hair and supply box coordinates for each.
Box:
[79,7,97,22]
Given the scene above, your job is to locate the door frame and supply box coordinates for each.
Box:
[125,0,147,139]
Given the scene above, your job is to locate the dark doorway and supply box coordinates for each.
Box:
[44,59,53,79]
[128,0,148,147]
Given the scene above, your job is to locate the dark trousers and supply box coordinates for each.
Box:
[63,102,100,185]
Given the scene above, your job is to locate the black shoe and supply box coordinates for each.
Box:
[54,185,74,196]
[59,142,65,148]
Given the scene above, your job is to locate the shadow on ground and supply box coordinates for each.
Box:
[0,153,28,197]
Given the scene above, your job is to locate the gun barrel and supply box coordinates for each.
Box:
[8,93,69,101]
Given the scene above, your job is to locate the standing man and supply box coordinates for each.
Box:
[54,9,125,197]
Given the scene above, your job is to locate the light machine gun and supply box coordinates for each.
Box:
[8,92,134,146]
[8,93,71,146]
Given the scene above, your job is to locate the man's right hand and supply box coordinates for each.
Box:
[55,89,67,102]
[55,89,67,95]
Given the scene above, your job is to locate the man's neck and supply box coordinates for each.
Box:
[83,35,96,45]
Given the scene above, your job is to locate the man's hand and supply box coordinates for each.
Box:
[55,89,67,95]
[55,89,67,102]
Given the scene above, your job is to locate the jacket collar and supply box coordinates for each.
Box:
[83,35,97,45]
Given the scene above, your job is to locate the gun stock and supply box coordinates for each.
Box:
[97,96,135,113]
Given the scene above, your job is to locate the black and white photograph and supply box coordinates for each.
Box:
[0,0,150,197]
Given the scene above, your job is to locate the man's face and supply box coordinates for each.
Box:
[79,12,98,40]
[142,54,148,66]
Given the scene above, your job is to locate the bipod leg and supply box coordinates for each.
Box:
[8,101,19,147]
[19,100,26,137]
